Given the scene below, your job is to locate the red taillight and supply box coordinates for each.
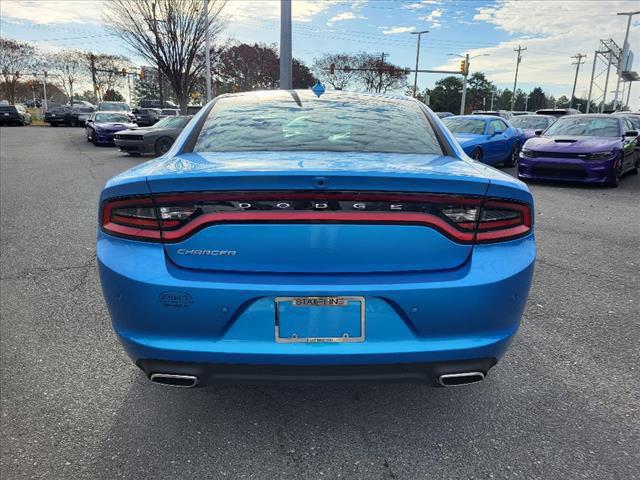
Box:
[100,192,531,244]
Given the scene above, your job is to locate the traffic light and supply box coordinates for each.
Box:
[138,68,145,80]
[121,68,127,77]
[43,70,48,78]
[15,71,20,79]
[460,60,467,75]
[329,63,335,74]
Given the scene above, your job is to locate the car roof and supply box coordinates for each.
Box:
[448,114,503,121]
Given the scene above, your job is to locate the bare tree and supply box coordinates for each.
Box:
[0,37,40,104]
[355,53,408,94]
[85,52,131,102]
[312,53,358,91]
[46,49,85,105]
[104,0,226,112]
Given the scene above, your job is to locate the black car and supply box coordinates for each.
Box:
[139,99,179,109]
[114,115,192,156]
[44,106,73,126]
[133,108,162,127]
[68,106,96,126]
[0,104,32,126]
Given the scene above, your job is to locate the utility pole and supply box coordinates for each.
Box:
[569,53,586,108]
[511,45,526,110]
[42,70,48,111]
[490,88,496,110]
[377,52,387,93]
[150,2,164,106]
[280,0,292,89]
[89,53,98,101]
[204,0,212,102]
[410,30,428,98]
[613,11,640,110]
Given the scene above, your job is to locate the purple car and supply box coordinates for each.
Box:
[510,114,556,141]
[85,112,137,146]
[518,114,639,187]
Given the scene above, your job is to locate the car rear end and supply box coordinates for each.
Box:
[98,91,535,387]
[0,106,21,125]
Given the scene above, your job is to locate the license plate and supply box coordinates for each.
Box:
[274,296,365,343]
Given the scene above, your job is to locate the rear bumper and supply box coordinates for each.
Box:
[98,232,535,370]
[137,358,497,386]
[518,155,616,183]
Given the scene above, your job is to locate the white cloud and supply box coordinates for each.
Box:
[327,11,367,26]
[435,0,640,108]
[224,0,340,23]
[402,1,440,10]
[0,0,105,24]
[381,26,416,35]
[420,7,444,29]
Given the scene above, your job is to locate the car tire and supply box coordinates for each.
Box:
[608,153,624,187]
[51,123,57,127]
[470,148,482,161]
[92,132,99,146]
[128,152,142,157]
[504,142,520,167]
[631,156,639,175]
[70,118,78,127]
[154,136,173,156]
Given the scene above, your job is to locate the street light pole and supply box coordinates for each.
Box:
[613,11,640,109]
[448,53,489,115]
[204,0,212,102]
[410,30,428,98]
[569,53,586,109]
[280,0,292,89]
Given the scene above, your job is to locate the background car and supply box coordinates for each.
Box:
[435,111,454,119]
[69,105,96,126]
[186,105,202,115]
[85,111,137,146]
[535,108,581,117]
[472,109,513,120]
[510,114,556,140]
[98,90,535,388]
[140,99,179,109]
[442,114,524,166]
[114,115,192,156]
[0,104,32,126]
[134,108,162,127]
[518,114,639,187]
[159,108,180,119]
[44,105,73,126]
[97,101,135,122]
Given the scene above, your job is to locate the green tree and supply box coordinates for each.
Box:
[527,87,546,111]
[466,72,495,112]
[133,79,161,104]
[556,95,570,108]
[103,89,125,101]
[426,76,463,113]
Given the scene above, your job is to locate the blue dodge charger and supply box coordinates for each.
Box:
[442,115,524,167]
[98,90,535,388]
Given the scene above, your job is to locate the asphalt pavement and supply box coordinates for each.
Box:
[1,126,639,480]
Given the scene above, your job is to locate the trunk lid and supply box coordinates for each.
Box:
[146,152,491,273]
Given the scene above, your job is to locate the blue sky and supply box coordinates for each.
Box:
[1,0,639,108]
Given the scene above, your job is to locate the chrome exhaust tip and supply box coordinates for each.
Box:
[438,371,485,387]
[149,373,199,388]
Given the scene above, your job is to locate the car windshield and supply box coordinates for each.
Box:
[153,116,190,128]
[161,109,177,115]
[544,117,620,137]
[94,113,130,123]
[193,91,443,155]
[511,116,553,129]
[98,103,129,112]
[77,107,93,113]
[442,117,486,135]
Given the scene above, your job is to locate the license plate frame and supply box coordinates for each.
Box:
[274,296,365,343]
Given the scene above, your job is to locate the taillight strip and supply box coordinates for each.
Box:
[159,211,475,243]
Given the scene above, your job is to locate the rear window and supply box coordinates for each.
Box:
[511,116,554,130]
[193,91,443,155]
[0,106,16,112]
[443,117,486,135]
[98,102,129,112]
